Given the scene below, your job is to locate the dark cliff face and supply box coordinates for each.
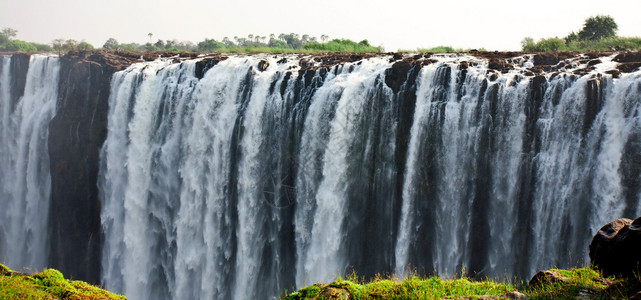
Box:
[47,51,135,284]
[8,54,30,110]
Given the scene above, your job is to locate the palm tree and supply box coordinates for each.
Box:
[321,34,329,43]
[148,33,153,43]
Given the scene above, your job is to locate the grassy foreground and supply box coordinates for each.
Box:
[283,268,641,299]
[0,263,125,300]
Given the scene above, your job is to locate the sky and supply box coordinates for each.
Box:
[1,0,640,52]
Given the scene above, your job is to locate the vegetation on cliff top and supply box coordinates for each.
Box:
[0,263,125,300]
[522,15,641,52]
[282,267,641,299]
[102,33,383,53]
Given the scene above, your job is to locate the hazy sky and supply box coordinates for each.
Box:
[1,0,640,51]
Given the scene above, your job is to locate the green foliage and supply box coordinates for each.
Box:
[521,15,636,52]
[302,39,383,53]
[0,28,17,45]
[409,46,486,53]
[2,40,37,52]
[524,268,640,299]
[523,37,567,52]
[283,274,514,300]
[524,36,641,52]
[0,27,40,52]
[579,15,618,41]
[103,38,119,49]
[99,33,383,53]
[284,267,641,300]
[565,37,641,51]
[49,39,93,53]
[77,41,94,50]
[32,43,53,51]
[197,38,225,52]
[418,46,456,53]
[0,263,125,300]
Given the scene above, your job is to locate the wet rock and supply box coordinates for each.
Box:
[589,217,641,277]
[618,63,641,73]
[257,59,269,72]
[587,59,602,66]
[299,59,313,68]
[606,69,621,78]
[385,60,420,93]
[532,53,576,66]
[630,291,641,300]
[195,56,227,79]
[487,58,514,73]
[614,51,641,63]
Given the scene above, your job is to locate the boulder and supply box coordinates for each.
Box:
[487,58,514,73]
[528,270,569,287]
[589,217,641,277]
[317,287,350,300]
[257,59,269,72]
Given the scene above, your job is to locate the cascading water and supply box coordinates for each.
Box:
[97,53,641,299]
[0,54,59,271]
[1,51,640,300]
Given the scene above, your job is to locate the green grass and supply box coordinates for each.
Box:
[0,263,125,300]
[284,272,515,300]
[524,268,641,299]
[397,46,488,53]
[283,267,641,300]
[523,36,641,52]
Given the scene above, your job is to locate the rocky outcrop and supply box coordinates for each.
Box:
[589,217,641,277]
[47,51,136,284]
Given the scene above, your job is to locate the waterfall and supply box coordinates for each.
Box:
[97,53,641,299]
[1,51,640,300]
[0,54,59,271]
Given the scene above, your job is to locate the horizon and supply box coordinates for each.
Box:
[2,0,641,52]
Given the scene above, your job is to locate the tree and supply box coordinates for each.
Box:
[578,15,618,41]
[154,39,165,49]
[222,37,232,47]
[64,39,78,51]
[521,37,535,50]
[198,38,225,52]
[103,38,119,49]
[148,33,153,43]
[78,41,94,50]
[52,39,66,54]
[359,39,371,47]
[564,32,579,45]
[321,34,329,43]
[0,27,18,44]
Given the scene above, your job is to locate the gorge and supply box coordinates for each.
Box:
[0,50,640,300]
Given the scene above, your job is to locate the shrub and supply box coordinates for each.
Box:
[1,40,37,52]
[524,38,567,52]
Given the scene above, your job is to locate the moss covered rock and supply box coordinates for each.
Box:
[0,263,125,300]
